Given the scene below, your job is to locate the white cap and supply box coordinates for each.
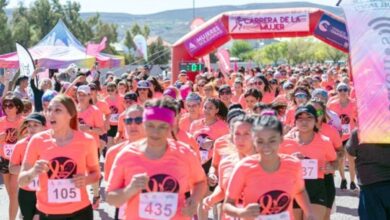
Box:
[77,85,91,94]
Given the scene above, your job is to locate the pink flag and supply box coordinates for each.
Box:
[216,48,231,74]
[202,55,211,73]
[233,61,238,72]
[246,60,252,71]
[86,37,107,56]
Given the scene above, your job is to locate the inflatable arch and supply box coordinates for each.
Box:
[171,8,349,82]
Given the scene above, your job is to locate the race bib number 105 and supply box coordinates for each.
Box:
[48,179,81,203]
[139,192,178,219]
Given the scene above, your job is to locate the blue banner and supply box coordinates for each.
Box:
[314,13,349,51]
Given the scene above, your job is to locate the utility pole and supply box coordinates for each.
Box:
[336,0,343,6]
[193,0,195,19]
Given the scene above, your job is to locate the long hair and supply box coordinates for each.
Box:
[51,94,78,130]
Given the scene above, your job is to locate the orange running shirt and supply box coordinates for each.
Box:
[189,119,229,164]
[78,105,105,145]
[105,95,125,126]
[280,133,337,179]
[106,139,206,220]
[319,123,342,151]
[104,141,128,181]
[211,134,231,170]
[23,130,99,214]
[327,99,357,141]
[10,137,39,191]
[226,154,304,220]
[0,116,24,159]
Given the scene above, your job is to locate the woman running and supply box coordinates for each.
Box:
[224,115,314,219]
[106,98,207,219]
[19,94,101,220]
[10,113,46,220]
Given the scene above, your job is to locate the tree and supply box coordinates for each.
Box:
[230,40,253,60]
[0,0,14,53]
[148,37,170,64]
[324,44,347,63]
[11,2,31,47]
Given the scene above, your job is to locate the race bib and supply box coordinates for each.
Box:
[200,150,209,164]
[255,211,290,220]
[3,144,15,159]
[301,159,318,179]
[110,114,119,123]
[28,176,39,191]
[47,179,81,203]
[341,124,351,135]
[118,203,126,219]
[139,192,178,219]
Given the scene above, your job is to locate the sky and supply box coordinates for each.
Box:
[7,0,340,14]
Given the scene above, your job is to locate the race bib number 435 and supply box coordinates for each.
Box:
[139,192,178,219]
[48,179,81,203]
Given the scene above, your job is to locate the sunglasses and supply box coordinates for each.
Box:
[107,89,115,92]
[270,81,278,85]
[198,84,205,88]
[250,81,263,86]
[338,88,349,92]
[138,88,149,91]
[3,103,15,109]
[123,117,143,125]
[295,93,308,99]
[219,91,232,95]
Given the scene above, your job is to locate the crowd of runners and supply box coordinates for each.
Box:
[0,64,372,220]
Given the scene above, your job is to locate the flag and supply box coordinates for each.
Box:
[133,35,148,61]
[233,61,238,72]
[202,55,211,73]
[341,0,390,143]
[216,48,231,74]
[86,37,107,56]
[16,43,35,77]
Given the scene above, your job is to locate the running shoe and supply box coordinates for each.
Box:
[340,179,347,190]
[350,182,358,191]
[92,196,101,209]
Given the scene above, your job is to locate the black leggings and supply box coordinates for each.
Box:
[18,188,37,220]
[38,205,93,220]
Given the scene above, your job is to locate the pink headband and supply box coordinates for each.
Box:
[143,107,175,126]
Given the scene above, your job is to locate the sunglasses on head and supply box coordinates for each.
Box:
[123,116,143,125]
[3,103,15,109]
[316,109,324,116]
[338,88,349,92]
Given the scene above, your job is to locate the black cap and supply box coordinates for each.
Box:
[295,104,317,120]
[25,113,46,126]
[218,85,232,94]
[227,108,246,124]
[124,92,138,101]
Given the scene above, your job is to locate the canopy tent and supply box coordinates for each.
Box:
[0,20,124,69]
[171,8,349,82]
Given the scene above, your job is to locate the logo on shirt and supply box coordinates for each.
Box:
[5,128,18,144]
[47,157,77,179]
[257,190,291,215]
[78,118,86,125]
[340,114,351,125]
[143,174,180,193]
[195,133,213,150]
[109,105,119,114]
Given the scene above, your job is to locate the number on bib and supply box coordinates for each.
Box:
[47,179,81,203]
[255,211,290,220]
[301,159,318,179]
[200,150,209,164]
[341,124,351,135]
[3,144,15,159]
[28,176,39,191]
[139,192,178,219]
[110,114,119,123]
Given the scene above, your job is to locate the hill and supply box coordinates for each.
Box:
[6,2,343,43]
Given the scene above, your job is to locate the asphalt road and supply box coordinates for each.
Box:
[0,168,359,220]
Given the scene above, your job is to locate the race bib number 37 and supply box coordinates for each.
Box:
[48,179,81,203]
[139,192,178,219]
[301,159,318,180]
